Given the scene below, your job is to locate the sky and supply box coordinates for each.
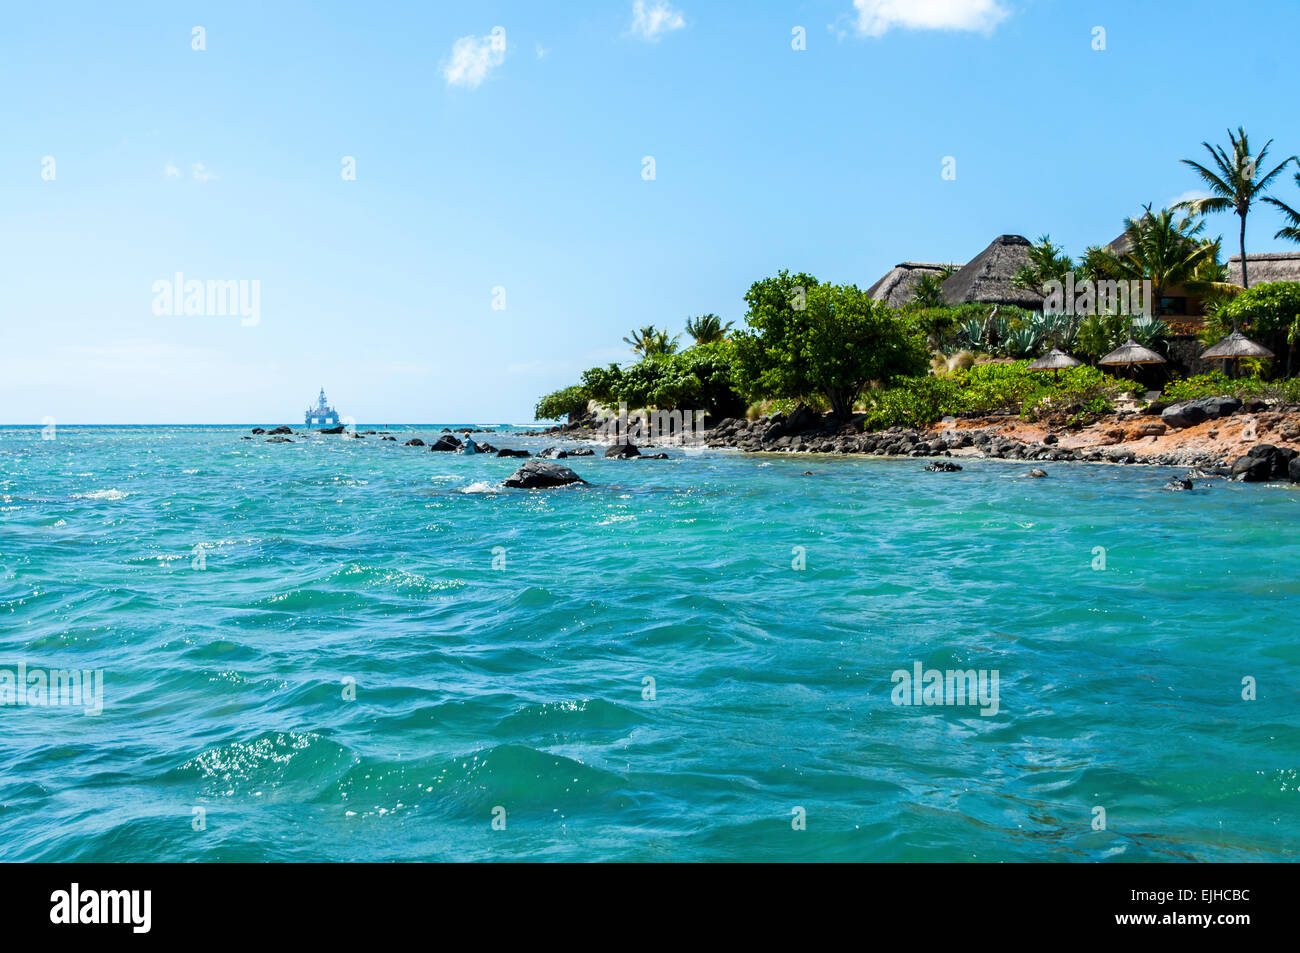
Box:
[2,0,1298,424]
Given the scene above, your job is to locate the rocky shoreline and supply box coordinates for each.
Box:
[545,398,1300,484]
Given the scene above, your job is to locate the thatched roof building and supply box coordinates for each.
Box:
[940,235,1044,309]
[1227,252,1300,287]
[866,262,960,308]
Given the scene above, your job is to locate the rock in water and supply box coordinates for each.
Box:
[320,425,346,434]
[1164,477,1194,491]
[605,442,641,459]
[503,460,587,489]
[1291,456,1300,484]
[925,461,962,472]
[268,426,292,435]
[404,438,425,446]
[1025,468,1048,478]
[428,436,460,452]
[538,447,568,459]
[1230,455,1272,482]
[496,448,530,458]
[266,436,292,443]
[568,448,595,457]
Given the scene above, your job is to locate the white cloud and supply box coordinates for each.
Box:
[628,1,686,42]
[191,162,216,182]
[442,31,507,89]
[852,0,1009,37]
[163,163,181,179]
[1169,189,1213,208]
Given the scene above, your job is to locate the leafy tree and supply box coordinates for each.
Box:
[1206,281,1300,375]
[579,364,624,404]
[684,313,733,345]
[733,276,928,419]
[534,386,589,422]
[607,342,745,419]
[1263,170,1300,245]
[1176,127,1297,287]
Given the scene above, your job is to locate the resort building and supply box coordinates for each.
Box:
[938,235,1045,311]
[1227,251,1300,287]
[304,388,341,428]
[866,262,961,308]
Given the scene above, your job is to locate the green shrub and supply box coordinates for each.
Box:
[534,385,590,422]
[861,361,1140,431]
[1161,373,1300,404]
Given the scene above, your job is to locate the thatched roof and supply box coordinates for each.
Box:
[940,235,1044,309]
[1226,252,1300,286]
[1028,348,1083,371]
[1099,338,1166,366]
[866,262,960,308]
[1202,330,1274,359]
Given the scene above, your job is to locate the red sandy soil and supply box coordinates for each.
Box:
[929,410,1300,462]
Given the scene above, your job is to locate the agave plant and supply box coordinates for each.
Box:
[1002,325,1044,359]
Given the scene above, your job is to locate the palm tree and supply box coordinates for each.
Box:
[623,325,678,357]
[684,313,733,345]
[1175,127,1296,288]
[1263,170,1300,244]
[1011,235,1072,293]
[1109,205,1221,314]
[909,272,945,308]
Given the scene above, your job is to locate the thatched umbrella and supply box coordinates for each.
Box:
[1098,336,1166,379]
[1028,347,1083,379]
[1201,321,1273,378]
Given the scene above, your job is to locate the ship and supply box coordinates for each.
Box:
[304,388,341,428]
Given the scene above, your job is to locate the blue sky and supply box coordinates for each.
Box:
[2,0,1297,424]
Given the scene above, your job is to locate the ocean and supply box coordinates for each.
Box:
[0,425,1296,861]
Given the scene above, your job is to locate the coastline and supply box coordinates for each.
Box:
[542,404,1300,479]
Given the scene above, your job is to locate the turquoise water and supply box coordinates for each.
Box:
[1,426,1297,862]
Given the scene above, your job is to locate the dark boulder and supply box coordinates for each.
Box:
[568,448,595,457]
[641,452,669,459]
[1161,397,1241,429]
[503,460,587,489]
[251,427,266,434]
[924,461,962,472]
[605,442,641,459]
[268,426,292,435]
[1290,456,1300,484]
[320,425,346,435]
[538,447,568,459]
[1163,477,1194,491]
[1230,455,1272,482]
[266,436,292,443]
[496,448,530,458]
[429,436,460,452]
[404,438,425,446]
